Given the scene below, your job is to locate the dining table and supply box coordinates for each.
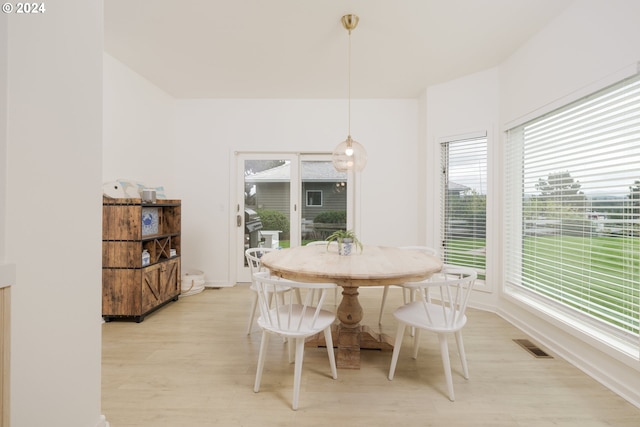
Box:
[260,244,443,369]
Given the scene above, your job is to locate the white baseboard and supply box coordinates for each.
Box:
[0,263,15,288]
[205,280,235,288]
[95,415,109,427]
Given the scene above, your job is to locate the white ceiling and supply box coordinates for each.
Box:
[104,0,573,99]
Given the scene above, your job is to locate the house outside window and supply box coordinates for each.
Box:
[505,74,640,344]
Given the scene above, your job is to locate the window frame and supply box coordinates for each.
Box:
[440,132,488,279]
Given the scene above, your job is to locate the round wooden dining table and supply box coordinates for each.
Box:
[260,244,443,369]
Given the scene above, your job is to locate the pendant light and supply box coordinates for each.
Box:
[332,14,367,172]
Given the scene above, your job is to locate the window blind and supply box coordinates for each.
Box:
[441,135,487,275]
[505,74,640,337]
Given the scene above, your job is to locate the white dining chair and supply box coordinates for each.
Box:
[244,247,301,335]
[378,246,440,324]
[387,265,477,401]
[252,271,338,410]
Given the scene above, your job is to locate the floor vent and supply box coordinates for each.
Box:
[513,339,553,358]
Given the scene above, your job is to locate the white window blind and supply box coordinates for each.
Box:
[505,74,640,337]
[441,135,487,275]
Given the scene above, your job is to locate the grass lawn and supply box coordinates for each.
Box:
[521,235,639,334]
[443,235,639,334]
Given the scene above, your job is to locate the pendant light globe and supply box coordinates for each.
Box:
[332,135,367,172]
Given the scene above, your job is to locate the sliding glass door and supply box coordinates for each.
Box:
[235,153,349,282]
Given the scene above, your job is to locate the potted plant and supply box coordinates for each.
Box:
[325,229,363,255]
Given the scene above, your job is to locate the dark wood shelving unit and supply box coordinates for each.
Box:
[102,197,181,322]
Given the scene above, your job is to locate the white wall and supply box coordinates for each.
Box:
[103,54,176,190]
[501,0,640,126]
[0,12,6,265]
[102,57,421,286]
[0,7,12,294]
[174,99,419,285]
[6,2,105,426]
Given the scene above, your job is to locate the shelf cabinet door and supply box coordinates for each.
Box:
[141,264,162,314]
[141,258,180,314]
[161,258,180,300]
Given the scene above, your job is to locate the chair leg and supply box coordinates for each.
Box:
[438,333,455,401]
[324,327,338,379]
[292,337,305,410]
[294,288,302,304]
[455,330,469,379]
[378,286,389,324]
[288,335,294,363]
[388,323,406,380]
[412,328,421,359]
[409,289,418,337]
[254,331,270,393]
[246,293,258,335]
[401,288,416,336]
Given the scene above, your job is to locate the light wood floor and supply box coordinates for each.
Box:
[102,285,640,427]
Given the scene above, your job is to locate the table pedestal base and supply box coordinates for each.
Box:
[306,324,394,369]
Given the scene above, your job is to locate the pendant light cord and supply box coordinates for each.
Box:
[347,28,352,138]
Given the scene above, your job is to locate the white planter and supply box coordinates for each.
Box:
[339,238,353,256]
